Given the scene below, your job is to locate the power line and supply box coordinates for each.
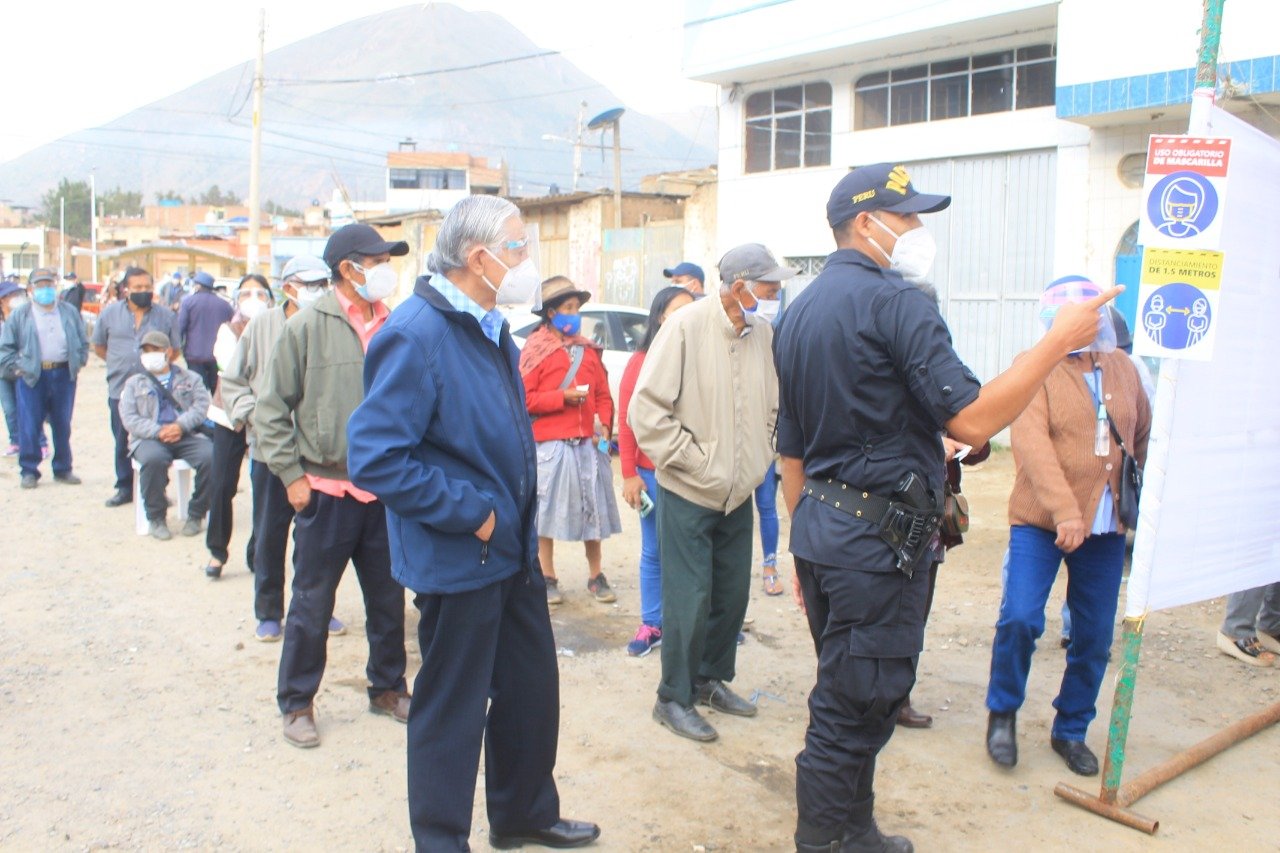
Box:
[267,49,561,87]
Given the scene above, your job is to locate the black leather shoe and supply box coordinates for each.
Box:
[489,819,600,849]
[653,698,718,741]
[695,679,758,717]
[986,711,1017,767]
[1051,737,1099,776]
[104,489,132,507]
[843,823,914,853]
[53,472,82,485]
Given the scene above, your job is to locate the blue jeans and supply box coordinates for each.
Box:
[987,525,1125,741]
[637,466,662,627]
[16,367,75,480]
[755,461,779,562]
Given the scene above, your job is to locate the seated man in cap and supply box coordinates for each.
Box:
[631,243,788,742]
[662,261,705,296]
[0,267,89,489]
[118,330,214,541]
[177,271,234,393]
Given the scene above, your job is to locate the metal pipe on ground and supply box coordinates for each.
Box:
[1114,701,1280,807]
[1053,784,1159,834]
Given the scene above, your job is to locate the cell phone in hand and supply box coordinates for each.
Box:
[639,491,654,518]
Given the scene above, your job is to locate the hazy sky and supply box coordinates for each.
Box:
[0,0,715,164]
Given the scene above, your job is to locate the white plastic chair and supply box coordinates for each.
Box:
[132,457,195,536]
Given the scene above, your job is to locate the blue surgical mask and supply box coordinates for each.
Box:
[552,313,581,337]
[33,286,57,306]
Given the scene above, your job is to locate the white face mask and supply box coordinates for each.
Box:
[239,295,269,319]
[293,284,328,309]
[8,296,28,312]
[747,282,781,323]
[141,352,169,374]
[482,249,541,305]
[868,216,938,284]
[352,262,398,303]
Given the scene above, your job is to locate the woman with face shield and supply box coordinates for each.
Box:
[518,276,623,607]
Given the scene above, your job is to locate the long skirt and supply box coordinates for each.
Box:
[535,438,622,541]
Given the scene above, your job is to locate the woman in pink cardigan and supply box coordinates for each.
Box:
[984,278,1151,778]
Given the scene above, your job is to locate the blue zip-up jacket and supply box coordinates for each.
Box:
[0,301,89,387]
[347,277,540,595]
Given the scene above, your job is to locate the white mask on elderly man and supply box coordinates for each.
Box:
[141,352,169,374]
[482,250,541,305]
[747,283,782,323]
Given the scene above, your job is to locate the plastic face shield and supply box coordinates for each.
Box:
[1038,276,1117,353]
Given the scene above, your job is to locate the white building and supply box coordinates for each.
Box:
[0,227,46,281]
[684,0,1279,381]
[384,151,506,215]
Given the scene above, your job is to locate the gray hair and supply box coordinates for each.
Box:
[427,195,521,274]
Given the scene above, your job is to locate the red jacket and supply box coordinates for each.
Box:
[618,350,654,477]
[523,342,614,444]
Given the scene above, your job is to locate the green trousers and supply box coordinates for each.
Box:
[656,485,754,707]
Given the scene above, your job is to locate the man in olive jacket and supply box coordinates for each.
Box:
[253,223,410,749]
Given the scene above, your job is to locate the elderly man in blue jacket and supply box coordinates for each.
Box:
[0,267,89,489]
[348,195,599,852]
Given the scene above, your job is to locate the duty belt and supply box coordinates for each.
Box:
[804,476,942,578]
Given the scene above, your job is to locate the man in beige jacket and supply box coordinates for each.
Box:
[631,243,788,742]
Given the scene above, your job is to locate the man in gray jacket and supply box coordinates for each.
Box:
[119,331,214,541]
[631,243,787,742]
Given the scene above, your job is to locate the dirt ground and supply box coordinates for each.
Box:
[1,360,1277,852]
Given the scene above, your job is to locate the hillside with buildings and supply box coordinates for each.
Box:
[0,3,714,211]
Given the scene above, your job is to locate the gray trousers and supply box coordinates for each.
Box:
[132,434,214,522]
[1220,583,1280,639]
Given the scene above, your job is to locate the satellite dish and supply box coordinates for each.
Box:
[587,107,626,130]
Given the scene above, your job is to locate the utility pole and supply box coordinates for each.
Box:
[247,8,265,273]
[572,101,586,192]
[89,171,98,283]
[59,196,65,279]
[611,120,623,230]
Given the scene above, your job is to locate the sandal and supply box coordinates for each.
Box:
[762,568,784,597]
[1216,632,1276,667]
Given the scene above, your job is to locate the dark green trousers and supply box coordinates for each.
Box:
[656,485,754,707]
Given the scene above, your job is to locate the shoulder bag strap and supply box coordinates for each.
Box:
[557,345,586,390]
[145,371,187,414]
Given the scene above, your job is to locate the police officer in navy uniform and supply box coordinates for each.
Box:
[774,163,1121,853]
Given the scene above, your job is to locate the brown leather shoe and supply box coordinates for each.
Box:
[370,690,411,723]
[283,708,319,749]
[896,702,933,729]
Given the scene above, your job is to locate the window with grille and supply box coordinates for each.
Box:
[744,82,832,174]
[11,252,38,270]
[854,45,1055,130]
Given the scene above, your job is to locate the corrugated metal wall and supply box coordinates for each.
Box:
[907,149,1056,382]
[600,222,684,307]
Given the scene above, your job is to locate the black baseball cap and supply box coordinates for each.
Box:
[323,223,409,270]
[826,163,951,228]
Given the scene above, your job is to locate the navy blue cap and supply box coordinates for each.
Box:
[323,223,409,270]
[662,262,704,283]
[826,163,951,228]
[192,271,216,288]
[0,281,22,300]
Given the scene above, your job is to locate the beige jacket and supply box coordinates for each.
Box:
[630,294,778,513]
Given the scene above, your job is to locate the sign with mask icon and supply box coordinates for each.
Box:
[1138,135,1230,250]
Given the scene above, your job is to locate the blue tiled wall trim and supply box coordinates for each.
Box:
[1055,53,1279,118]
